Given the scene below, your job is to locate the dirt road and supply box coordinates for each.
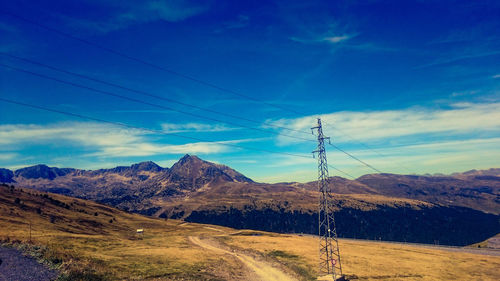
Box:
[189,236,297,281]
[0,246,58,281]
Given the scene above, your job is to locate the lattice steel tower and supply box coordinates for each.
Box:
[312,118,344,280]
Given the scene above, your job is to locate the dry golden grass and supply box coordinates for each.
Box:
[1,185,499,280]
[223,233,500,281]
[0,186,239,280]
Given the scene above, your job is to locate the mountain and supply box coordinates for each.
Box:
[91,160,165,176]
[157,154,253,191]
[454,168,500,177]
[4,155,254,211]
[353,173,500,214]
[2,156,499,246]
[0,168,14,183]
[14,164,75,180]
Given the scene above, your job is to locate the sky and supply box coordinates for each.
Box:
[1,0,499,183]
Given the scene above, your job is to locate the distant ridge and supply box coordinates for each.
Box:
[0,168,14,183]
[14,164,75,180]
[2,156,500,215]
[1,155,499,246]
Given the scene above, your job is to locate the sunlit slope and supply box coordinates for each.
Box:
[223,231,500,281]
[0,184,245,280]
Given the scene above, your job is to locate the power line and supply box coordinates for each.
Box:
[1,10,388,175]
[0,62,380,175]
[0,97,357,179]
[0,52,311,136]
[0,10,305,116]
[328,143,383,174]
[3,9,398,156]
[328,164,356,179]
[0,97,311,159]
[0,62,316,144]
[322,119,413,173]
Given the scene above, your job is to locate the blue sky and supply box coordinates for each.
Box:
[1,0,499,182]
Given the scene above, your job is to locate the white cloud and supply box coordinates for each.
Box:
[0,122,252,159]
[493,74,500,79]
[261,102,500,179]
[271,102,500,143]
[290,33,353,45]
[0,122,143,147]
[322,35,351,44]
[251,136,500,182]
[86,140,231,157]
[0,153,17,161]
[61,0,208,33]
[161,122,235,133]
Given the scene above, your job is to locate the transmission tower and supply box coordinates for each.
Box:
[312,118,344,281]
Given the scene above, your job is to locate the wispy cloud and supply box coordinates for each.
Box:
[0,153,18,161]
[253,136,500,182]
[450,90,478,97]
[0,122,248,158]
[493,74,500,79]
[213,15,250,33]
[160,122,235,133]
[60,0,209,33]
[322,35,352,44]
[271,102,500,143]
[415,50,500,69]
[290,32,394,53]
[264,102,500,179]
[337,137,500,176]
[85,141,231,157]
[290,33,354,45]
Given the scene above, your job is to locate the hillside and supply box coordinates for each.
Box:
[2,155,499,245]
[0,183,259,280]
[353,173,500,214]
[4,155,499,213]
[1,184,499,281]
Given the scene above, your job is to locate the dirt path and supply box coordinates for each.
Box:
[189,236,297,281]
[0,246,58,281]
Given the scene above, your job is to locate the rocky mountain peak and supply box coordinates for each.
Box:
[130,161,164,172]
[164,155,253,191]
[174,154,201,166]
[169,154,205,174]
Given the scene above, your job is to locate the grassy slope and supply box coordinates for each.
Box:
[223,233,500,281]
[0,185,240,280]
[1,184,499,280]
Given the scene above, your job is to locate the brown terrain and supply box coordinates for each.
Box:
[1,185,499,281]
[1,155,499,246]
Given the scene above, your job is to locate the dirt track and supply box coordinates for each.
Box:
[189,236,297,281]
[0,246,58,281]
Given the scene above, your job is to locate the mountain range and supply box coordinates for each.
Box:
[2,154,499,246]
